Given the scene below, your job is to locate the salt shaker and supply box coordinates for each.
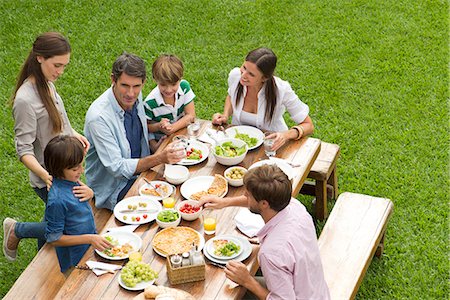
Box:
[191,245,204,266]
[170,254,182,268]
[181,252,191,267]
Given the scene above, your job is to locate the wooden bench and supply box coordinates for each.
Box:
[3,204,111,300]
[318,192,393,300]
[300,141,340,221]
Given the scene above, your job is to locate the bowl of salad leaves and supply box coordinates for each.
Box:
[213,138,248,166]
[156,209,181,228]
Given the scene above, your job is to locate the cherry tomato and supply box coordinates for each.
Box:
[136,216,141,221]
[143,214,148,219]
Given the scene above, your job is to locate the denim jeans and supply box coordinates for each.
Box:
[14,187,48,249]
[117,178,136,203]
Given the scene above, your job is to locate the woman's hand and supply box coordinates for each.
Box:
[265,131,290,151]
[43,172,53,191]
[74,181,94,202]
[90,235,112,252]
[74,132,90,153]
[212,113,228,125]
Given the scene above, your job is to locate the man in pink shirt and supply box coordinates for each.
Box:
[200,164,330,299]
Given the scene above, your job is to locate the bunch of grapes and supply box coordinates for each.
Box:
[121,261,158,287]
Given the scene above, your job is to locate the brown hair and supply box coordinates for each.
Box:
[236,48,278,124]
[152,54,184,84]
[11,32,71,133]
[243,164,291,211]
[44,135,84,179]
[111,52,147,82]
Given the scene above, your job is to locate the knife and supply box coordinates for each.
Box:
[75,265,119,274]
[208,261,226,269]
[118,209,159,214]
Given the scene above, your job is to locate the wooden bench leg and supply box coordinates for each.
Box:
[375,233,386,257]
[314,179,327,221]
[327,166,338,200]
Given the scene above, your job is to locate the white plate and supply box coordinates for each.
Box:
[113,196,162,225]
[180,176,228,200]
[118,275,155,291]
[138,181,174,199]
[203,235,252,265]
[207,236,243,260]
[249,159,294,180]
[95,231,142,260]
[177,140,210,166]
[225,125,264,150]
[152,227,205,258]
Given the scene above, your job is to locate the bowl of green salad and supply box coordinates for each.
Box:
[156,209,181,228]
[213,138,248,166]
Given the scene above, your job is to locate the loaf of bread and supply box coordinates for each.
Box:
[137,285,194,300]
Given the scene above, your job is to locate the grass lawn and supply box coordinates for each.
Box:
[0,0,448,298]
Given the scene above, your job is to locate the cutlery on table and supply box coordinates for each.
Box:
[75,265,119,274]
[142,177,170,197]
[207,261,226,269]
[118,209,159,214]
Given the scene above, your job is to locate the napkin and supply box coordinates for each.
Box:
[198,128,226,145]
[106,224,139,233]
[86,260,122,276]
[234,208,265,238]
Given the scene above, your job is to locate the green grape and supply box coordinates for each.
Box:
[121,260,158,287]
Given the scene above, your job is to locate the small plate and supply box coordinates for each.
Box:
[249,159,294,180]
[138,181,173,199]
[177,140,210,166]
[113,196,162,225]
[207,236,243,260]
[180,176,228,200]
[95,231,142,260]
[203,235,252,265]
[225,125,264,150]
[118,275,155,291]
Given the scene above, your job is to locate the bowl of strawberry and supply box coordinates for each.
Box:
[176,199,203,221]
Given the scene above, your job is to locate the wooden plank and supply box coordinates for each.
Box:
[318,192,393,300]
[309,142,340,180]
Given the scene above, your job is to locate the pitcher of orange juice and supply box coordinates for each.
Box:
[202,210,217,235]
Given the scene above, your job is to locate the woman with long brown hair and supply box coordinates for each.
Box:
[212,47,314,151]
[3,32,92,261]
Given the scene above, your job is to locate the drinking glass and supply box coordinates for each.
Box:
[264,132,276,157]
[187,118,201,141]
[202,210,217,235]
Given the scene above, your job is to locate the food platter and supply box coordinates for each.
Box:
[138,181,174,199]
[113,196,162,225]
[225,125,264,150]
[180,175,228,200]
[206,236,243,260]
[203,235,252,264]
[151,226,205,258]
[95,231,142,260]
[118,275,155,291]
[177,140,210,166]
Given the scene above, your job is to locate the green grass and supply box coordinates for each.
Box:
[0,0,448,298]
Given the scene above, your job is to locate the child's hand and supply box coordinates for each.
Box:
[74,181,94,202]
[90,235,112,252]
[159,118,174,134]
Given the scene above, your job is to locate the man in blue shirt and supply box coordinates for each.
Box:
[84,53,185,210]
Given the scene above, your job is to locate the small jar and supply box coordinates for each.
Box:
[191,249,204,266]
[181,252,191,267]
[170,254,182,268]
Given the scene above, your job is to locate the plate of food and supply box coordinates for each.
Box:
[139,181,173,199]
[180,175,228,200]
[151,226,205,257]
[203,235,252,265]
[95,231,142,260]
[249,159,294,180]
[225,125,264,150]
[113,196,162,225]
[207,236,243,260]
[118,260,158,291]
[177,140,210,166]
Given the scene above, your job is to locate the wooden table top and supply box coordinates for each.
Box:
[9,121,320,300]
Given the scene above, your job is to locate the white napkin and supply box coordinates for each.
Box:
[198,128,226,145]
[234,208,265,238]
[106,224,139,233]
[86,260,122,276]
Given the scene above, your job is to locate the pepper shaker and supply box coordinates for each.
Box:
[170,254,182,268]
[181,252,191,267]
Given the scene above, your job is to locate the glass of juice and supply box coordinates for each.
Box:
[163,197,176,209]
[202,210,217,235]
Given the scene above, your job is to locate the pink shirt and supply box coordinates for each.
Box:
[257,199,330,300]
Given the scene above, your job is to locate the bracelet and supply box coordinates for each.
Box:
[291,125,304,140]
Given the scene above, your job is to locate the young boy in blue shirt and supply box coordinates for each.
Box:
[44,135,111,272]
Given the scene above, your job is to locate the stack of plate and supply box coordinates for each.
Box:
[202,235,252,265]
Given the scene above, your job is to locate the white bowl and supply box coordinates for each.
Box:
[156,209,181,228]
[224,166,247,187]
[164,165,189,185]
[213,138,248,166]
[176,199,203,221]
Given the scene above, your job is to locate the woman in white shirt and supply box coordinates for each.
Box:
[212,47,314,151]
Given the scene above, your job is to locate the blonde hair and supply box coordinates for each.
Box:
[152,54,184,84]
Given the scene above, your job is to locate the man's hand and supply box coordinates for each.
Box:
[198,195,227,209]
[224,261,253,286]
[163,141,186,164]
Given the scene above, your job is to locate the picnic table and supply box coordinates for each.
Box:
[5,120,320,300]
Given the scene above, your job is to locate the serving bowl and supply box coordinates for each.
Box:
[176,199,203,221]
[213,138,248,166]
[156,209,181,228]
[224,166,247,187]
[164,165,189,185]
